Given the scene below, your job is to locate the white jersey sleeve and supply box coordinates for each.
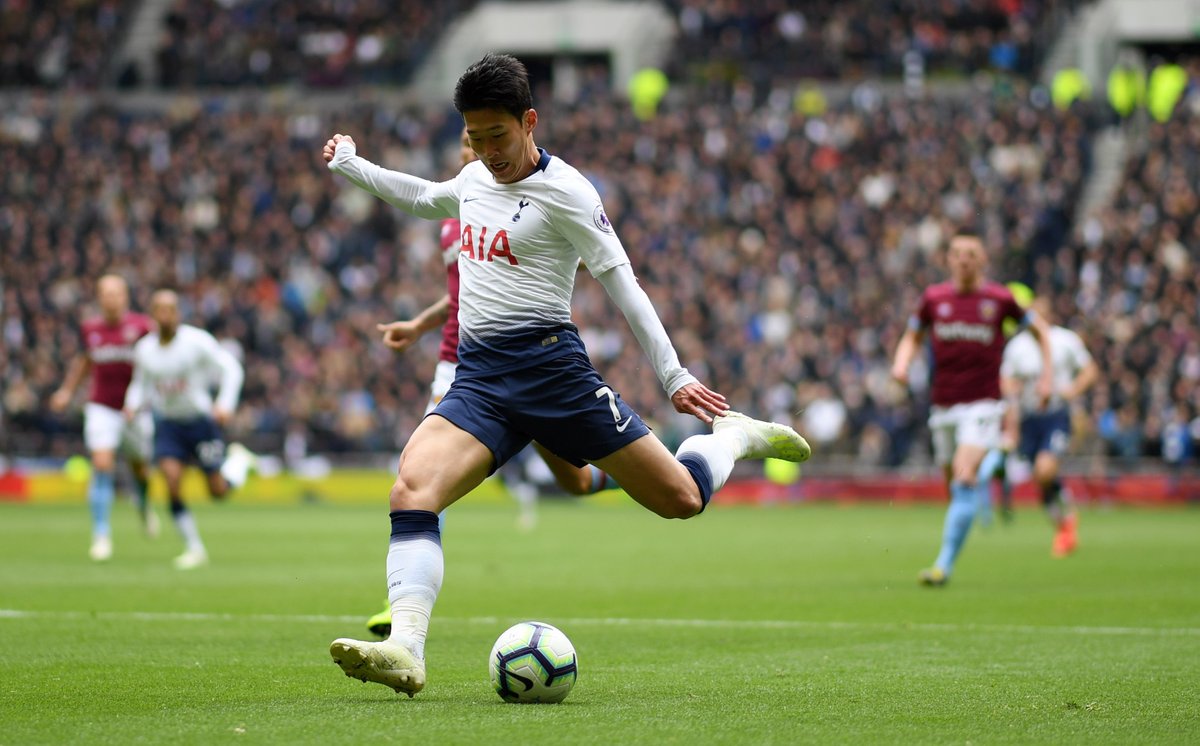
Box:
[546,173,629,277]
[197,330,244,413]
[329,140,460,220]
[595,263,697,396]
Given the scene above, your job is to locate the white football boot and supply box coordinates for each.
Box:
[173,547,209,570]
[330,638,426,697]
[713,411,812,463]
[89,535,113,562]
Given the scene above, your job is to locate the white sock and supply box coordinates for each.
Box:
[171,508,205,553]
[386,535,443,660]
[675,433,738,504]
[220,446,252,489]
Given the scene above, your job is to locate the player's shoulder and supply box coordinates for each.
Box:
[922,281,956,301]
[79,316,103,334]
[540,154,594,193]
[979,280,1017,302]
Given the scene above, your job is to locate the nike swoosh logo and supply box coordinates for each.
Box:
[463,197,480,203]
[615,416,633,433]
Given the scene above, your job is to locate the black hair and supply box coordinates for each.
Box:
[453,53,533,120]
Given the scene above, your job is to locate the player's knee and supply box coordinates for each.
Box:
[91,451,116,472]
[657,489,703,520]
[388,475,431,511]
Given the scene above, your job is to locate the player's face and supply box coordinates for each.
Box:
[463,108,537,184]
[97,277,129,320]
[150,295,180,334]
[947,237,986,286]
[459,128,478,167]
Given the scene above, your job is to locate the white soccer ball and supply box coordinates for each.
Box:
[488,621,578,703]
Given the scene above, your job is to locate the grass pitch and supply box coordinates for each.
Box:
[1,498,1197,745]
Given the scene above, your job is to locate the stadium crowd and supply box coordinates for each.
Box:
[155,0,475,88]
[1,1,1197,470]
[664,0,1080,86]
[0,0,130,88]
[0,81,1167,466]
[0,0,1084,91]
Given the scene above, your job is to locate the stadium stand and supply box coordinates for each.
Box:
[0,0,1197,475]
[0,0,132,88]
[155,0,476,88]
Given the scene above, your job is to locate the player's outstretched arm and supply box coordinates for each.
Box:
[594,263,727,423]
[891,325,925,386]
[200,331,244,425]
[323,134,458,220]
[49,353,91,412]
[377,295,451,352]
[1025,312,1055,407]
[122,346,146,420]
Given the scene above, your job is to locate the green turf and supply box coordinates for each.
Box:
[1,499,1198,745]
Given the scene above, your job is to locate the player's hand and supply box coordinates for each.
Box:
[890,364,909,386]
[212,407,233,426]
[1000,430,1018,452]
[48,388,72,413]
[671,382,728,424]
[323,133,356,164]
[1036,376,1053,409]
[376,320,422,352]
[122,408,136,422]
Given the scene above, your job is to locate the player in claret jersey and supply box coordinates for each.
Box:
[892,232,1054,586]
[322,53,810,697]
[50,275,156,562]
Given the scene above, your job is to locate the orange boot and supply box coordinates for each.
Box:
[1052,513,1078,558]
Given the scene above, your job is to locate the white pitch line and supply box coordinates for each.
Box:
[1,609,1197,638]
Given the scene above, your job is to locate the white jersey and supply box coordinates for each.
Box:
[124,325,244,420]
[1001,325,1092,412]
[394,152,627,344]
[330,142,696,395]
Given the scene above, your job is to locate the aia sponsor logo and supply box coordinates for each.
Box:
[460,224,519,266]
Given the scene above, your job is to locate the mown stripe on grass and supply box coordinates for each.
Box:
[2,608,1197,638]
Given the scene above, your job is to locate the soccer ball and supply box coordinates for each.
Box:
[488,621,578,703]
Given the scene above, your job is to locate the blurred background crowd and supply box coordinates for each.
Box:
[1,0,1197,472]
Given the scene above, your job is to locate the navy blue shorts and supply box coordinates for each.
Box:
[153,416,226,473]
[1019,409,1071,461]
[433,330,651,471]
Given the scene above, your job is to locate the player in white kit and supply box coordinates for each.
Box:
[123,290,256,569]
[1001,295,1098,556]
[322,53,811,697]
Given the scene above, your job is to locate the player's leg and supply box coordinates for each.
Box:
[919,413,957,585]
[331,413,497,696]
[159,455,207,569]
[87,448,118,561]
[533,442,618,495]
[591,410,809,519]
[122,412,157,537]
[82,404,124,560]
[1036,449,1077,557]
[923,402,999,584]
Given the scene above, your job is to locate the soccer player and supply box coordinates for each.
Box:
[364,128,620,637]
[323,53,810,696]
[891,232,1053,586]
[376,127,618,507]
[1001,294,1098,557]
[123,290,255,569]
[49,274,156,561]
